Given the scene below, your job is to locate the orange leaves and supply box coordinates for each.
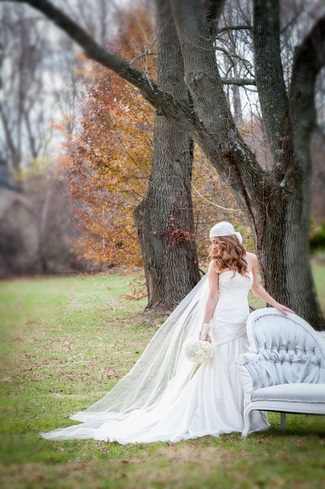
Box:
[60,6,156,268]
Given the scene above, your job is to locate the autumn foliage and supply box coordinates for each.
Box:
[57,8,154,268]
[59,5,246,271]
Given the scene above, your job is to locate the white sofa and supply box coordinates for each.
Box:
[237,308,325,437]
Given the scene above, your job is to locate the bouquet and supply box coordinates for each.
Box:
[183,337,214,363]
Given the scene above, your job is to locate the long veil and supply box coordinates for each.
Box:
[41,275,209,439]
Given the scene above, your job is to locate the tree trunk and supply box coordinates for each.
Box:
[247,0,324,329]
[133,0,200,311]
[253,172,324,330]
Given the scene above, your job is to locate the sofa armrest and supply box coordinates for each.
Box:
[237,363,254,407]
[237,353,265,393]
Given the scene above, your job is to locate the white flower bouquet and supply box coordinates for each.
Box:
[183,337,214,363]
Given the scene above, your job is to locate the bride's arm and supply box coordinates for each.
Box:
[199,261,219,338]
[250,254,294,315]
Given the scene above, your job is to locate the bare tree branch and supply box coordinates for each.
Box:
[217,24,252,34]
[0,0,196,132]
[221,77,255,86]
[215,45,254,77]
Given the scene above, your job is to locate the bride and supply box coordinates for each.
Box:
[41,221,293,444]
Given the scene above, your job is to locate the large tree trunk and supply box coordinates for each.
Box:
[133,0,200,311]
[254,174,323,329]
[251,0,325,329]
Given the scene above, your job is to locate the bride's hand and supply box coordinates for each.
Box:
[198,328,203,340]
[199,331,211,342]
[274,303,295,315]
[199,323,211,341]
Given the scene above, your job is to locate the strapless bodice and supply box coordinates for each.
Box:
[211,271,253,344]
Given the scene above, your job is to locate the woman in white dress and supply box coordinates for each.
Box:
[41,222,293,443]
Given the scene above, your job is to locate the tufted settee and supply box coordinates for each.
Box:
[237,308,325,437]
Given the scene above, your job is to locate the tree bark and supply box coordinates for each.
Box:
[253,0,290,170]
[133,0,200,311]
[250,0,325,329]
[254,176,323,328]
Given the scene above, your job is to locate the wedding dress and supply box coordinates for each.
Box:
[41,271,269,443]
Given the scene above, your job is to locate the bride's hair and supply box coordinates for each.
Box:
[209,235,249,276]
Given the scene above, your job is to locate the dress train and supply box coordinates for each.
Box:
[41,272,270,443]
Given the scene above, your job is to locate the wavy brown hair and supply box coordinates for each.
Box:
[209,235,249,277]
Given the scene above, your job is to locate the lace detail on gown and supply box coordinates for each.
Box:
[41,271,269,443]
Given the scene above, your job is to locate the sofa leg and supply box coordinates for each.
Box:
[280,412,286,431]
[241,410,250,438]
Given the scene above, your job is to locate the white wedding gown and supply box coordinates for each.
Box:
[41,271,269,443]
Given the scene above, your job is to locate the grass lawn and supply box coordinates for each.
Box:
[0,267,325,489]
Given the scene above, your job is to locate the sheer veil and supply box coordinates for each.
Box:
[41,275,209,439]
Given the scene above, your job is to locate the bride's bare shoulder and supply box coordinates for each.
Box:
[245,252,258,266]
[245,251,257,259]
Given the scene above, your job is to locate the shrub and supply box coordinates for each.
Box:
[310,222,325,252]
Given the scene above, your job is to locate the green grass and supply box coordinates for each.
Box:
[0,267,325,489]
[312,263,325,312]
